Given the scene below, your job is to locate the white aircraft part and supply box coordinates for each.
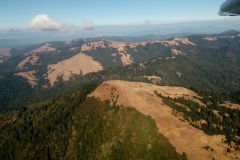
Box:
[218,0,240,16]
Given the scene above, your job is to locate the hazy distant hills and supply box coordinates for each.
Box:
[188,29,240,48]
[0,32,193,48]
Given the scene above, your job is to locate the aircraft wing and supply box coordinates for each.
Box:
[218,0,240,16]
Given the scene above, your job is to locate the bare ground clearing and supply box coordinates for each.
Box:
[203,35,240,41]
[64,40,71,45]
[171,48,186,55]
[80,39,195,66]
[15,70,37,86]
[81,40,146,66]
[29,42,56,54]
[0,48,11,57]
[143,76,161,84]
[156,37,196,46]
[16,54,39,69]
[119,52,132,65]
[219,101,240,110]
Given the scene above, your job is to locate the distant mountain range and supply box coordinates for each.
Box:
[1,18,240,47]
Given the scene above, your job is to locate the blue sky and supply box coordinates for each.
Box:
[2,0,239,45]
[1,0,226,30]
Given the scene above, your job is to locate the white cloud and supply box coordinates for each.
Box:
[80,21,94,30]
[27,14,63,31]
[27,14,94,33]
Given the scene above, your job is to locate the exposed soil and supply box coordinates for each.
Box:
[111,53,117,56]
[219,101,240,110]
[69,47,80,51]
[1,117,17,127]
[64,40,71,45]
[176,71,181,77]
[81,40,146,66]
[138,63,146,70]
[203,36,237,41]
[156,38,195,46]
[29,42,56,54]
[15,70,37,86]
[143,76,161,84]
[17,54,39,69]
[171,48,186,55]
[81,41,107,51]
[203,37,218,41]
[191,119,208,128]
[213,110,223,121]
[119,52,132,65]
[0,48,11,57]
[108,41,146,53]
[88,80,238,160]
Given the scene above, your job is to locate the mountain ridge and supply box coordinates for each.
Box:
[0,30,240,109]
[88,80,239,160]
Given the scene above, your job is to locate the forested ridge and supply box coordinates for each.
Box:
[0,82,186,160]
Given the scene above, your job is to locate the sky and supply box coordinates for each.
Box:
[1,0,239,46]
[1,0,226,30]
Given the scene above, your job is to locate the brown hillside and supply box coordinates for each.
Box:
[0,48,11,57]
[156,37,196,46]
[88,80,238,160]
[47,53,103,86]
[203,35,240,41]
[29,42,56,54]
[16,54,39,69]
[81,40,146,65]
[15,70,37,87]
[80,39,195,66]
[0,48,11,63]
